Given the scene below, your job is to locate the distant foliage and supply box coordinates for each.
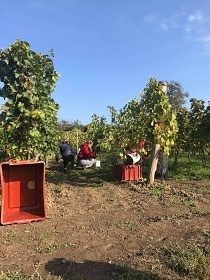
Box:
[166,80,189,110]
[86,114,114,153]
[57,119,87,131]
[57,128,87,153]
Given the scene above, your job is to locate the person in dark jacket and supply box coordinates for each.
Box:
[56,141,75,173]
[77,140,96,170]
[156,151,168,180]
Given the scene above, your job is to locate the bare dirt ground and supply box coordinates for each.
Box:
[0,163,210,279]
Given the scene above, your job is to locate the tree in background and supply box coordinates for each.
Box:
[166,80,189,110]
[58,119,86,132]
[0,39,60,160]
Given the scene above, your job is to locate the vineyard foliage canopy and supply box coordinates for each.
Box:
[0,39,60,160]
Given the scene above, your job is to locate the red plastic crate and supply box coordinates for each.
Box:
[0,161,46,225]
[114,164,141,181]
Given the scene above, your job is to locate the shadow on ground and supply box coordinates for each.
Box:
[46,160,116,187]
[45,258,162,280]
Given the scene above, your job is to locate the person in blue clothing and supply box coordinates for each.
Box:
[56,140,75,173]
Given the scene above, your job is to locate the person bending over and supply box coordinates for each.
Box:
[57,141,75,173]
[77,140,96,170]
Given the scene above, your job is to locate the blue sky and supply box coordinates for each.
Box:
[1,0,210,124]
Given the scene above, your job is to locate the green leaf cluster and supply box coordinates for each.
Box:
[86,114,114,153]
[0,40,60,159]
